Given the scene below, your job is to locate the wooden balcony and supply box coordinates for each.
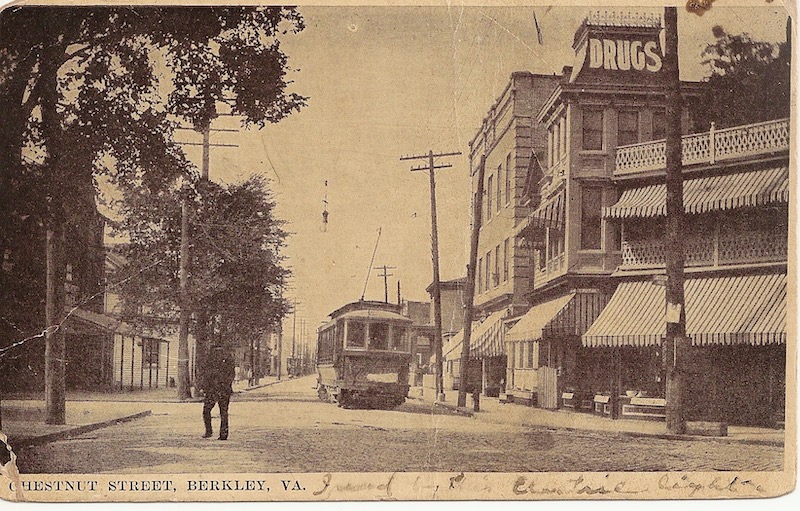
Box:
[620,228,787,270]
[615,118,790,176]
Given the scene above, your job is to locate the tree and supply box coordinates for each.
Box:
[700,25,791,128]
[0,6,306,423]
[113,175,290,374]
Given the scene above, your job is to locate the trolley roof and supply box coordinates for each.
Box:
[321,300,412,325]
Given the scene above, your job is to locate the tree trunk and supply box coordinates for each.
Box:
[40,36,69,425]
[45,225,66,424]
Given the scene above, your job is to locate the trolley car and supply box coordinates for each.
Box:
[316,301,412,409]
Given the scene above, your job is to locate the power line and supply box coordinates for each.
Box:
[400,149,461,402]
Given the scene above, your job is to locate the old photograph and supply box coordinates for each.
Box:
[0,0,795,502]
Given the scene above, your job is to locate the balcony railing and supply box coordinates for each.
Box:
[621,228,787,270]
[615,118,790,175]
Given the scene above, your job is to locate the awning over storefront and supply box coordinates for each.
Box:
[506,294,575,342]
[582,273,786,347]
[66,307,135,336]
[605,166,788,218]
[507,291,610,342]
[444,310,507,360]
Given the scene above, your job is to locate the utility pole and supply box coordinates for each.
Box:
[374,265,396,303]
[175,120,239,400]
[402,149,462,401]
[458,154,486,408]
[663,6,688,434]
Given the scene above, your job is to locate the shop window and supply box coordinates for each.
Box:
[580,186,603,250]
[618,111,639,147]
[527,341,535,368]
[652,109,666,140]
[583,109,603,150]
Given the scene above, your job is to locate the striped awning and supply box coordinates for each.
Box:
[529,189,566,230]
[605,166,788,218]
[582,273,786,347]
[444,310,507,360]
[506,294,575,342]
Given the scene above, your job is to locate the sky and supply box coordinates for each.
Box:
[2,0,784,342]
[172,4,792,337]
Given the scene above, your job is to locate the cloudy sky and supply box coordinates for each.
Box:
[159,3,791,335]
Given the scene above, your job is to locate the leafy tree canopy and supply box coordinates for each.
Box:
[700,25,790,128]
[114,174,290,343]
[0,6,304,353]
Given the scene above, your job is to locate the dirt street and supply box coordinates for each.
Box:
[15,376,784,474]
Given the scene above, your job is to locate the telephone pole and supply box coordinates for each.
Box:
[458,154,486,408]
[175,119,238,400]
[374,265,396,303]
[663,6,688,434]
[401,149,461,401]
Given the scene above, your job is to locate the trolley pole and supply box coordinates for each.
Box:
[401,149,462,401]
[663,6,688,434]
[458,154,486,408]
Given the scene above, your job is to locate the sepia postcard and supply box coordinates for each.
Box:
[0,0,796,504]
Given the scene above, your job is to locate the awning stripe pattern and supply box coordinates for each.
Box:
[582,273,786,347]
[605,166,788,218]
[530,189,566,231]
[444,310,507,360]
[506,294,575,343]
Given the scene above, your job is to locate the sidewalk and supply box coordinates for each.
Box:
[409,386,785,447]
[0,376,282,449]
[0,400,152,449]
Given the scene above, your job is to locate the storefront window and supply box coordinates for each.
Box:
[618,111,639,147]
[583,109,603,150]
[581,186,603,250]
[346,321,366,348]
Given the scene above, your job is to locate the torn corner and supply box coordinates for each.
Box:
[0,430,25,502]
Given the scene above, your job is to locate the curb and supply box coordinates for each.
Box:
[411,394,784,448]
[238,379,283,393]
[8,410,153,449]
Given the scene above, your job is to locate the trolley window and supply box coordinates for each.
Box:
[391,325,408,351]
[368,322,389,350]
[346,320,366,348]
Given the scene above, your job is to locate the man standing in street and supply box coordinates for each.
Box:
[200,344,235,440]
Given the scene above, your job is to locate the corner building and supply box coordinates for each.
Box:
[507,12,706,409]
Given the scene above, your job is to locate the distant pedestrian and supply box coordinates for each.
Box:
[200,344,235,440]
